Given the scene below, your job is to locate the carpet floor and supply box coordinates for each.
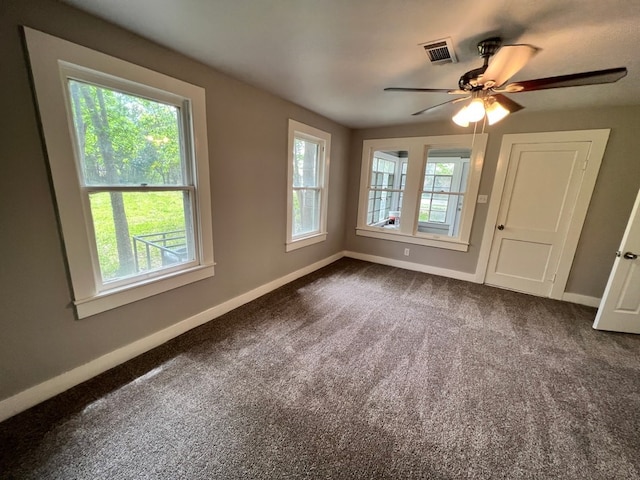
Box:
[1,258,639,479]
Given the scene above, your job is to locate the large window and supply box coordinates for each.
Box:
[68,80,197,286]
[357,135,487,251]
[286,120,331,251]
[25,28,214,318]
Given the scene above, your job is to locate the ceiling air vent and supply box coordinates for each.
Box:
[419,37,458,64]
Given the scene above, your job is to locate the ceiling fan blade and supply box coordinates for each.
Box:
[492,94,524,113]
[411,98,461,116]
[480,44,539,88]
[453,96,471,104]
[502,67,628,92]
[384,87,456,93]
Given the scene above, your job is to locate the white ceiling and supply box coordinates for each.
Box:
[60,0,640,128]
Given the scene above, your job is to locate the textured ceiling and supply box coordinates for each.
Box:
[60,0,640,128]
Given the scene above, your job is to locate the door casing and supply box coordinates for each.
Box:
[475,130,611,300]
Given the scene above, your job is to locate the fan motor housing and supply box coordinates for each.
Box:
[477,37,501,58]
[459,67,487,91]
[458,37,503,91]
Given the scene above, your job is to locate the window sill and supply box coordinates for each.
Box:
[286,233,327,252]
[356,228,469,252]
[74,263,215,319]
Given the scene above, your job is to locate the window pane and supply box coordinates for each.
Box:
[432,193,449,212]
[68,80,184,187]
[430,210,447,222]
[293,188,320,236]
[385,161,394,173]
[434,176,452,191]
[367,189,394,225]
[293,138,319,187]
[382,173,390,187]
[435,162,455,175]
[400,162,407,189]
[370,155,397,188]
[89,191,193,283]
[419,193,449,223]
[370,160,379,187]
[423,175,434,190]
[419,193,433,222]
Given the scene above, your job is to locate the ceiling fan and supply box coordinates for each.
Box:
[385,37,627,126]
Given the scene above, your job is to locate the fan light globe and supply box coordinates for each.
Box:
[465,98,486,122]
[452,106,470,127]
[486,100,510,125]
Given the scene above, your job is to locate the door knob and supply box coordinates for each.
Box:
[497,224,505,230]
[623,252,638,260]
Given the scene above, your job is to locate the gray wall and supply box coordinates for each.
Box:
[346,106,640,297]
[0,0,350,401]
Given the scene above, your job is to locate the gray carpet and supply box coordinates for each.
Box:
[1,258,639,479]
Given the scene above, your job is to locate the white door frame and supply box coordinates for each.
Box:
[474,130,610,300]
[593,188,640,333]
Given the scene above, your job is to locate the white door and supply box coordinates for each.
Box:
[482,131,610,298]
[593,189,640,334]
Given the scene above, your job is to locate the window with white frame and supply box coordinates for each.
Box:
[366,151,408,227]
[357,134,487,251]
[286,120,331,251]
[418,152,470,237]
[25,28,214,318]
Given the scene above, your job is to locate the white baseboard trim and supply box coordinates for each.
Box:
[344,251,478,283]
[0,252,344,423]
[561,292,602,308]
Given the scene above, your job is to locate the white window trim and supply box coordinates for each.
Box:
[286,119,331,252]
[24,27,214,318]
[356,134,488,252]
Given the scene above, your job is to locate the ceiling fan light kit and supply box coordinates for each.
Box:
[452,93,512,127]
[464,97,486,122]
[485,97,510,125]
[452,106,470,127]
[385,36,627,127]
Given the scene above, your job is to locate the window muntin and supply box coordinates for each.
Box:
[356,135,487,251]
[25,27,214,318]
[286,120,331,251]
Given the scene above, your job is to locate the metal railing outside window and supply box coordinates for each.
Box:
[132,230,188,272]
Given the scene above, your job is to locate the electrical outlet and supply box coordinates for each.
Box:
[404,248,410,256]
[477,194,488,204]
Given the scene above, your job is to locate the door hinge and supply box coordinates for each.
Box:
[550,274,557,283]
[582,160,588,171]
